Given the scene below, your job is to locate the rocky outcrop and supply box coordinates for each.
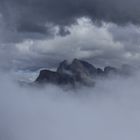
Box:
[36,70,75,85]
[35,59,118,86]
[57,59,97,75]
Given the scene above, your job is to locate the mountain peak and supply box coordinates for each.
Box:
[35,59,118,87]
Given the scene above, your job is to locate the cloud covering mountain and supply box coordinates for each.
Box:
[1,71,140,140]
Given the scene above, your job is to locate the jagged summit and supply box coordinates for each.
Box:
[35,58,118,86]
[57,58,97,76]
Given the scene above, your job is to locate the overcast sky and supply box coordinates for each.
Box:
[0,0,140,70]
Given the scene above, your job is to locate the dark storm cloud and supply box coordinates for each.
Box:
[1,0,140,36]
[5,20,138,70]
[1,0,140,70]
[17,22,48,34]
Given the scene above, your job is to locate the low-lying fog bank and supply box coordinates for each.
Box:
[0,71,140,140]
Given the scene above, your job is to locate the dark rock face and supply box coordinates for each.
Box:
[35,59,118,86]
[57,59,98,81]
[36,70,75,85]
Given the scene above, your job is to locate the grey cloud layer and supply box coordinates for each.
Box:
[1,0,140,70]
[1,0,140,36]
[1,71,140,140]
[2,19,140,70]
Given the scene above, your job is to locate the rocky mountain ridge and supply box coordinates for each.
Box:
[35,59,121,87]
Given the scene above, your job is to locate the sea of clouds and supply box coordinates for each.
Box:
[0,70,140,140]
